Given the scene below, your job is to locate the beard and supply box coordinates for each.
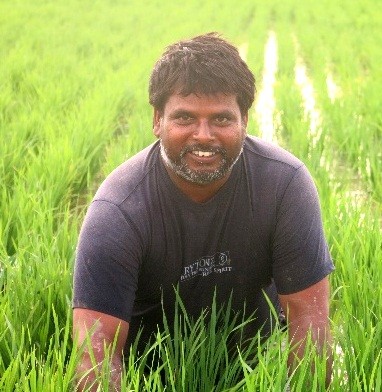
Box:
[160,141,243,185]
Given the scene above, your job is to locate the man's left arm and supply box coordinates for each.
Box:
[278,276,333,387]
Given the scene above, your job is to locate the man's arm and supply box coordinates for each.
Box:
[73,308,129,392]
[278,277,333,387]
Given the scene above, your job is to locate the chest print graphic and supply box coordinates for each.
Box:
[180,251,232,282]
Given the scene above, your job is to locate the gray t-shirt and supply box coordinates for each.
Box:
[73,135,334,351]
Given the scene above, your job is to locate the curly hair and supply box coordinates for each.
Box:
[149,32,255,115]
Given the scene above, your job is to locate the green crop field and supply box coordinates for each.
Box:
[1,0,381,390]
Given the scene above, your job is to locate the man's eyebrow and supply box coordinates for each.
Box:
[168,109,194,118]
[168,108,238,119]
[213,110,236,118]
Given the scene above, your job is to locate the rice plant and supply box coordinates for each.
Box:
[1,0,381,390]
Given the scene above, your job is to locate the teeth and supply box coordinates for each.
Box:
[192,151,215,157]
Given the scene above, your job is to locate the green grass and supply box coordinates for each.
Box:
[1,0,381,390]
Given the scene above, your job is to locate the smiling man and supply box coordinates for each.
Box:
[155,92,247,202]
[73,33,334,390]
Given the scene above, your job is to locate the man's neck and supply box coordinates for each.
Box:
[164,165,231,203]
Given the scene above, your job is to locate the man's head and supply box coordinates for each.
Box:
[149,32,256,117]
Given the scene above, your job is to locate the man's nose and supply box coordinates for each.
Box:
[192,120,214,142]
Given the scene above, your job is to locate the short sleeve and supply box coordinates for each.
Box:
[271,165,334,294]
[72,200,142,322]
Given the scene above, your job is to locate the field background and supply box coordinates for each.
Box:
[1,0,381,390]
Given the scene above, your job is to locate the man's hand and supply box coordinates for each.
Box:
[73,309,129,391]
[278,277,333,388]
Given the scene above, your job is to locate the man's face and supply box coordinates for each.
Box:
[153,92,247,186]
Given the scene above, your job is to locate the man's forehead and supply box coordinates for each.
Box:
[165,91,239,109]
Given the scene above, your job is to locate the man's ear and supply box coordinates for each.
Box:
[153,109,162,138]
[242,112,249,131]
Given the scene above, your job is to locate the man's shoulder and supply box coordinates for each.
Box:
[243,135,304,171]
[93,141,160,205]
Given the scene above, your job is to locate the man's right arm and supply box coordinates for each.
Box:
[73,308,129,392]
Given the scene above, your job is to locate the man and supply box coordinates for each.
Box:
[73,32,334,390]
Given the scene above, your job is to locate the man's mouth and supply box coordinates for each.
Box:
[191,151,216,157]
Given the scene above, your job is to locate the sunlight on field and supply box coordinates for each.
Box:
[255,31,278,142]
[294,56,322,147]
[326,71,341,103]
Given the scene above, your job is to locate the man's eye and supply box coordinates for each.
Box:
[215,116,230,124]
[176,115,193,123]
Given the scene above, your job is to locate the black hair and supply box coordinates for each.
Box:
[149,32,255,115]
